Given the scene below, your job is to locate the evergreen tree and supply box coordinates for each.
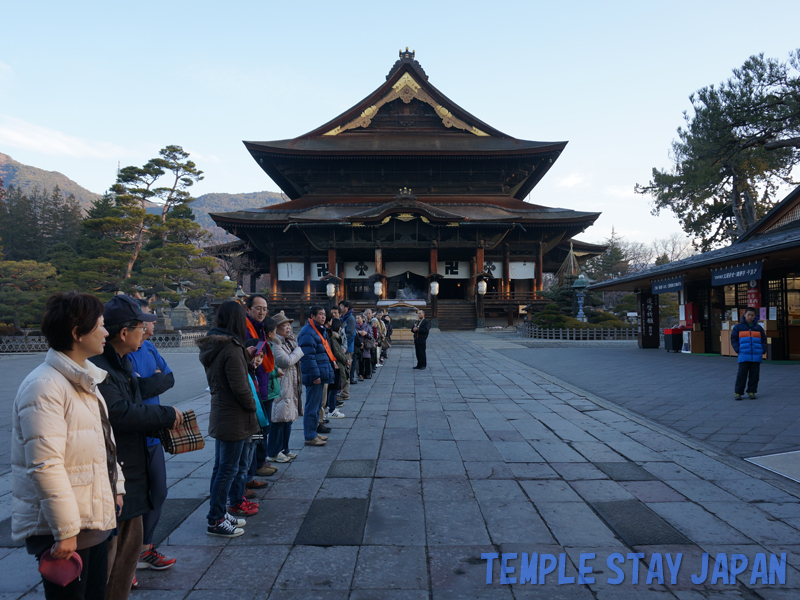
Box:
[636,50,800,250]
[0,260,58,328]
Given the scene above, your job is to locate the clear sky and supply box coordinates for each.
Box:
[1,1,798,246]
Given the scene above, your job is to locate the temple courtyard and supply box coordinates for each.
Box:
[1,332,800,599]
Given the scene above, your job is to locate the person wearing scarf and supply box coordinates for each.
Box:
[244,295,277,477]
[297,306,335,446]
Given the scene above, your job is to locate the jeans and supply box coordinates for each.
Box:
[735,361,761,394]
[267,421,292,457]
[107,516,142,600]
[142,443,167,546]
[39,539,108,600]
[303,384,325,440]
[207,438,247,521]
[231,438,254,503]
[327,385,340,413]
[350,354,359,383]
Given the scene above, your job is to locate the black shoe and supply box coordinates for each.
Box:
[317,425,331,434]
[419,366,426,370]
[323,418,330,424]
[336,401,345,407]
[413,365,421,369]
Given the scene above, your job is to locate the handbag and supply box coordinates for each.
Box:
[39,548,83,587]
[158,409,205,454]
[364,334,376,351]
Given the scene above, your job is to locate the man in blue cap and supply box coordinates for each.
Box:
[89,295,182,599]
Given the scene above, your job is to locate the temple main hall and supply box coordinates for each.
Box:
[211,50,604,329]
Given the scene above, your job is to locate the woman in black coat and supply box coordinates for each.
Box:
[197,301,259,537]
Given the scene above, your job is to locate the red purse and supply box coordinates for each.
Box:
[38,548,83,587]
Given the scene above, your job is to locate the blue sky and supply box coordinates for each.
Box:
[1,1,798,245]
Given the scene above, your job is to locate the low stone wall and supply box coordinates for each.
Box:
[0,330,208,354]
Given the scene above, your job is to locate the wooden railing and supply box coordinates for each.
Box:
[265,292,330,304]
[482,292,546,303]
[517,325,639,340]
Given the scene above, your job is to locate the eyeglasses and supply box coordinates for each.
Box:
[127,325,148,331]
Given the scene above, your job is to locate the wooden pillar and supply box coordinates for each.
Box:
[502,243,510,298]
[303,253,311,298]
[269,250,278,296]
[338,261,346,303]
[476,246,485,274]
[535,242,544,293]
[375,247,387,299]
[468,257,476,300]
[430,246,438,275]
[328,248,337,302]
[249,273,258,294]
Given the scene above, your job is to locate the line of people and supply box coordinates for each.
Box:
[10,291,398,599]
[197,296,395,538]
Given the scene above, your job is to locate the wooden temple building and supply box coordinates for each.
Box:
[210,50,604,329]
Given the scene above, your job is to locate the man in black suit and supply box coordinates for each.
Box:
[412,309,430,370]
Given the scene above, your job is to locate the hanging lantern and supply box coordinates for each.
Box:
[326,282,336,298]
[477,280,487,295]
[373,280,383,296]
[430,281,439,296]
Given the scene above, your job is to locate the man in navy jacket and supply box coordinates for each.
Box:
[731,307,767,400]
[298,306,335,445]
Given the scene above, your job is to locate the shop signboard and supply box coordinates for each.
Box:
[651,275,684,294]
[637,292,660,349]
[746,286,761,310]
[710,261,762,286]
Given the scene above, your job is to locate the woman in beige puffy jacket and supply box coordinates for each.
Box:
[266,314,304,460]
[12,292,125,600]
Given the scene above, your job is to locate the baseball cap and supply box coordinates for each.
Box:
[104,295,157,325]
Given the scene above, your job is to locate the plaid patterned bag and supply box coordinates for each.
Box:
[158,409,205,454]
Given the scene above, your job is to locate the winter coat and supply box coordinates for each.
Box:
[245,316,271,403]
[356,321,374,359]
[271,333,304,423]
[413,318,430,343]
[731,316,767,363]
[90,343,175,521]
[330,330,347,367]
[197,327,260,441]
[12,350,126,542]
[343,310,356,354]
[298,320,335,386]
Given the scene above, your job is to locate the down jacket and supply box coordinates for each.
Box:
[731,316,767,363]
[271,333,304,423]
[12,350,126,542]
[197,328,260,441]
[298,319,335,386]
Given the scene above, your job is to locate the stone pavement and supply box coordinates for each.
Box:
[491,344,800,458]
[1,335,800,598]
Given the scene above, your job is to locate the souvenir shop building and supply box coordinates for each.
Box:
[589,185,800,359]
[209,50,604,329]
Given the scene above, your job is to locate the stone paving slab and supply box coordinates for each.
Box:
[494,345,800,457]
[4,333,800,598]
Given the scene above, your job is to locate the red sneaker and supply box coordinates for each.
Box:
[228,500,258,516]
[131,574,139,589]
[241,498,260,512]
[137,545,176,570]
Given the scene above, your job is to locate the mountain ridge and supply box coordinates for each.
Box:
[0,152,286,231]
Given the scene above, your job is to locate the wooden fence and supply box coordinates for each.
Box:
[517,324,639,340]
